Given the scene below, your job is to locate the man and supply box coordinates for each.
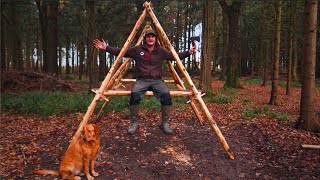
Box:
[93,29,196,135]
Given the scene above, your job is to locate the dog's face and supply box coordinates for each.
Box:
[83,124,100,141]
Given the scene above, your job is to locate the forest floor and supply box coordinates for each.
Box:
[0,71,320,179]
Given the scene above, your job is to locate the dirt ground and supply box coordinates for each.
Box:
[0,72,319,179]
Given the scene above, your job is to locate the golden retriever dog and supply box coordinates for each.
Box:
[34,124,100,180]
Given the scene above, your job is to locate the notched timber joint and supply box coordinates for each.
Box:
[186,93,206,104]
[91,89,109,101]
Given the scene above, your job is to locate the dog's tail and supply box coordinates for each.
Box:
[34,169,60,176]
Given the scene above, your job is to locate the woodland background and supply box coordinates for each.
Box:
[2,0,319,80]
[0,0,320,179]
[1,0,319,130]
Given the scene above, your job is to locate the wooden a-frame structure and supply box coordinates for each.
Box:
[69,1,234,160]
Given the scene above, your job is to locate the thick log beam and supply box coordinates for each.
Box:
[120,79,175,83]
[92,89,193,97]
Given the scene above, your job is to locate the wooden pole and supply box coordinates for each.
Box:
[144,1,234,159]
[68,8,147,149]
[98,90,194,96]
[301,144,320,149]
[121,79,175,83]
[155,24,204,125]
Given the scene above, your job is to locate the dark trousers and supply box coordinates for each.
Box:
[129,79,172,105]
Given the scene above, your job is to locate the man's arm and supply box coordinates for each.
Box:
[93,39,135,58]
[165,45,196,61]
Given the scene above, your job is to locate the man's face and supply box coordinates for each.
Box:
[145,34,156,46]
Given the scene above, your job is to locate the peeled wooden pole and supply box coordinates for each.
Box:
[98,90,194,96]
[121,79,175,83]
[68,8,147,149]
[301,144,320,149]
[144,2,234,159]
[155,27,204,124]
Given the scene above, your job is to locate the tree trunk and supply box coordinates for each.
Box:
[296,0,320,132]
[262,41,270,87]
[72,42,75,74]
[188,23,192,75]
[286,0,295,95]
[86,0,99,90]
[269,0,282,105]
[221,11,228,80]
[66,39,70,75]
[36,0,48,73]
[255,40,262,77]
[292,28,298,81]
[45,0,58,75]
[1,2,6,71]
[58,45,62,74]
[175,1,180,52]
[184,0,190,72]
[10,3,23,71]
[219,0,242,88]
[35,34,41,72]
[99,51,106,80]
[199,0,214,92]
[25,35,32,70]
[78,38,85,80]
[212,4,218,76]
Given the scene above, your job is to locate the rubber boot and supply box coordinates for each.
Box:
[127,105,139,135]
[160,105,173,134]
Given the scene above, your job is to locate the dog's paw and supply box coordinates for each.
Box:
[92,171,99,177]
[75,176,81,180]
[86,175,94,180]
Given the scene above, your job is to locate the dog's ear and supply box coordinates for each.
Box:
[92,124,100,134]
[82,124,90,135]
[82,125,87,133]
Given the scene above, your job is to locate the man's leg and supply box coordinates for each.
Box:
[160,104,173,134]
[127,104,139,135]
[153,80,173,134]
[128,79,149,135]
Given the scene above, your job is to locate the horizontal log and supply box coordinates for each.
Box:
[92,89,193,96]
[120,79,175,83]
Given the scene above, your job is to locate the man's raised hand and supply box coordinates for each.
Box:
[93,39,106,50]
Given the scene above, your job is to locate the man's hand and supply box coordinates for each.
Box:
[189,45,196,54]
[93,39,107,50]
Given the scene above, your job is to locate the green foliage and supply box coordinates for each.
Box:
[206,91,233,104]
[242,99,251,104]
[266,111,289,122]
[244,77,301,88]
[1,92,189,117]
[65,120,72,127]
[172,97,189,111]
[290,81,301,88]
[244,77,266,85]
[1,92,98,117]
[278,80,301,88]
[105,96,130,112]
[242,106,289,122]
[140,96,161,110]
[242,106,269,119]
[220,87,237,96]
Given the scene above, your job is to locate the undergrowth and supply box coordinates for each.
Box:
[0,91,188,118]
[244,77,301,88]
[242,105,289,122]
[206,88,235,104]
